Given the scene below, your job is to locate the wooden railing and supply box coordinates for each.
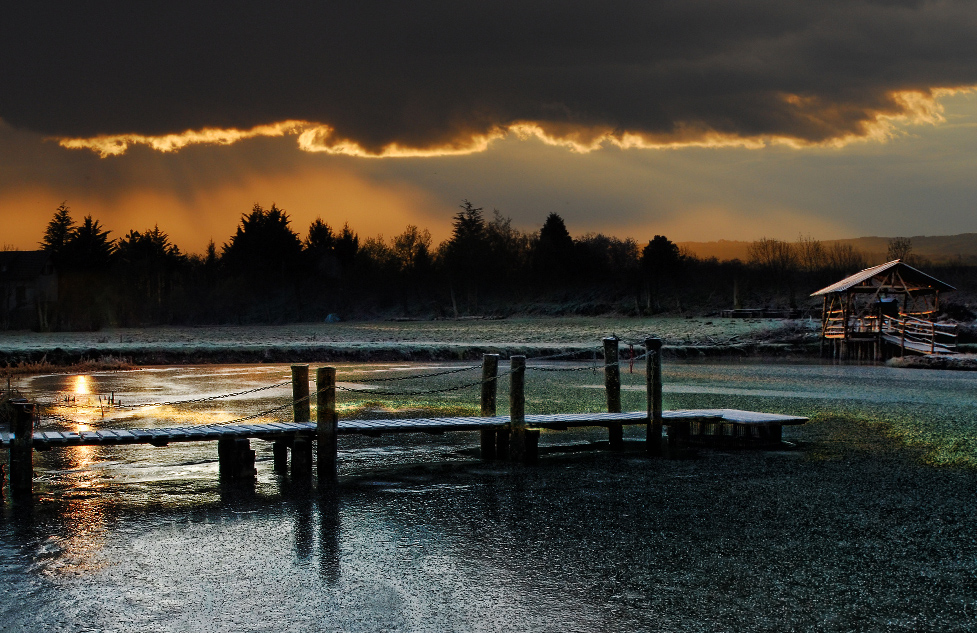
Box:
[821,309,958,354]
[882,314,958,354]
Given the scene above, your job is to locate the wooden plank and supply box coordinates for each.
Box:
[96,430,122,442]
[4,408,805,449]
[129,429,155,442]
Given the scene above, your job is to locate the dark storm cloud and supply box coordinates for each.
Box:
[2,1,976,151]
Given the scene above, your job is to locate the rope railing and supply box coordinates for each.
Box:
[112,380,293,409]
[345,364,480,383]
[33,342,659,426]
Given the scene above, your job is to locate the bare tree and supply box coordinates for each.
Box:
[825,243,866,275]
[795,235,826,272]
[887,237,913,262]
[748,237,799,307]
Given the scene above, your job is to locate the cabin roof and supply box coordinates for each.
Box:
[810,259,955,296]
[0,250,53,283]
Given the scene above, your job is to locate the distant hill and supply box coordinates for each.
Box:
[677,234,977,265]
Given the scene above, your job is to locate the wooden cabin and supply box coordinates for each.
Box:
[810,259,957,358]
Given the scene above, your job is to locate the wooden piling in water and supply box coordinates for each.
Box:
[292,437,313,477]
[292,364,311,423]
[317,366,338,483]
[218,437,255,481]
[645,337,663,456]
[508,355,527,462]
[480,354,500,459]
[9,401,34,497]
[604,337,623,449]
[273,440,289,472]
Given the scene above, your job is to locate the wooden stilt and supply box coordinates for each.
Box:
[292,437,312,477]
[523,429,540,464]
[9,401,34,497]
[273,440,289,472]
[645,337,663,456]
[316,367,338,484]
[218,437,237,479]
[292,364,311,423]
[479,354,500,459]
[235,438,256,479]
[603,337,623,449]
[495,428,510,460]
[508,355,526,462]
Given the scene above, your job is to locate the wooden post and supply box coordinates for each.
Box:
[292,364,311,423]
[273,440,289,472]
[495,428,510,460]
[480,354,500,459]
[603,337,623,449]
[316,366,338,483]
[292,437,312,477]
[235,438,256,479]
[645,338,663,456]
[508,355,526,462]
[901,319,906,357]
[218,437,237,479]
[9,401,34,497]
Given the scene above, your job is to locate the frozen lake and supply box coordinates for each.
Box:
[2,360,976,632]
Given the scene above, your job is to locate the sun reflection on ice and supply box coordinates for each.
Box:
[73,375,91,395]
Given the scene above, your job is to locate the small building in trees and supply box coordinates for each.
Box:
[810,259,957,358]
[0,250,58,330]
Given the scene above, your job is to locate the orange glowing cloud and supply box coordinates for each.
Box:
[54,88,974,159]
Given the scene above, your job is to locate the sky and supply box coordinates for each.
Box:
[2,1,976,254]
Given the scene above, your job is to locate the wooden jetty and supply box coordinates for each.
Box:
[2,337,807,497]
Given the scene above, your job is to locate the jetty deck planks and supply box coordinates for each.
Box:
[1,409,806,449]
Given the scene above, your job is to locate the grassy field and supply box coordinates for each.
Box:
[0,316,815,354]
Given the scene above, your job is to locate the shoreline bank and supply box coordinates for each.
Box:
[0,341,822,369]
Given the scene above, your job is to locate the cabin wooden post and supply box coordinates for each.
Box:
[508,355,527,462]
[316,366,338,484]
[9,401,34,497]
[292,364,311,423]
[820,296,827,356]
[479,354,500,459]
[603,337,623,449]
[645,338,663,456]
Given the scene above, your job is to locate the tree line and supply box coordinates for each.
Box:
[28,200,973,330]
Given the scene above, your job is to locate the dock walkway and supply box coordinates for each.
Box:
[0,409,807,450]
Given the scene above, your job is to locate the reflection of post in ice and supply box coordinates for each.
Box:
[318,491,341,583]
[293,493,314,561]
[289,488,341,582]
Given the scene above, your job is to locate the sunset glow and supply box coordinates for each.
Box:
[73,375,91,395]
[54,88,974,160]
[2,2,977,256]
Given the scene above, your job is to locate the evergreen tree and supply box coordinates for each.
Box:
[67,215,114,271]
[642,235,683,311]
[222,203,302,279]
[39,202,76,266]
